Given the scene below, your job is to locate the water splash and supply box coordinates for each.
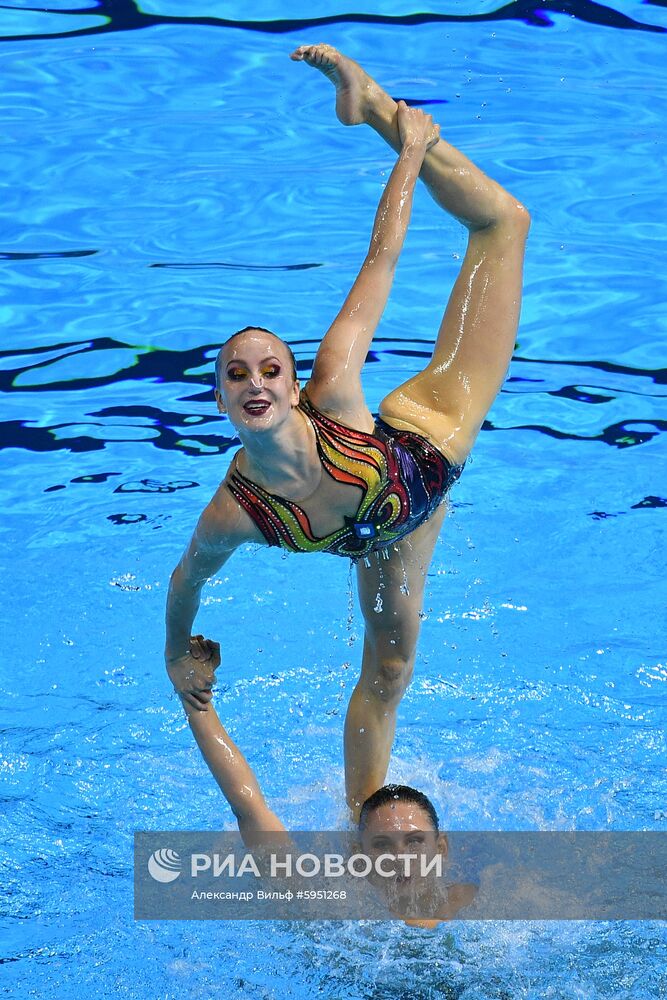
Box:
[397,548,411,597]
[346,561,358,646]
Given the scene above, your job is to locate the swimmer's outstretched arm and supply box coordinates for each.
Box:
[180,638,287,843]
[165,501,239,710]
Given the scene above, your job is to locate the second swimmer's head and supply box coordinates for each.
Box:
[359,784,440,835]
[358,785,448,896]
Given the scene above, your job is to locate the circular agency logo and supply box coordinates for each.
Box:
[148,848,183,883]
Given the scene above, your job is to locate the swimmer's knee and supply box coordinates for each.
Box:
[364,655,414,705]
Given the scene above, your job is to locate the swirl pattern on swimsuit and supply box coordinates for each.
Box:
[227,391,464,559]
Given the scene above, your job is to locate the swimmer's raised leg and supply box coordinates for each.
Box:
[290,43,512,230]
[291,42,530,461]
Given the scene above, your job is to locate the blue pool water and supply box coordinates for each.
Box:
[1,1,666,996]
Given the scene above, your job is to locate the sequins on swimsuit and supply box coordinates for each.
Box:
[227,390,463,560]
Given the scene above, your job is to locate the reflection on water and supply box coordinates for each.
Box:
[2,335,665,459]
[0,0,665,46]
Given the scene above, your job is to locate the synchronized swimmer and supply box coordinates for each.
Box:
[165,44,529,851]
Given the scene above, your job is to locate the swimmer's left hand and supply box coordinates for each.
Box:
[189,634,221,671]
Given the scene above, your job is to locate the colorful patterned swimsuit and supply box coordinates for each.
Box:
[227,391,464,561]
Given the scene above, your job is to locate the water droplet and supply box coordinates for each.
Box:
[374,594,383,613]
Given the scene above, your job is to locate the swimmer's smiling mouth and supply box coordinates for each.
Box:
[243,400,271,415]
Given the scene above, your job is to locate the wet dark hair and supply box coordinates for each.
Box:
[358,784,440,833]
[215,326,298,386]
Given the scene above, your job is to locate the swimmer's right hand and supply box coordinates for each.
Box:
[166,634,221,711]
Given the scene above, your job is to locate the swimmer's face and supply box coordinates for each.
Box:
[361,801,443,854]
[360,802,447,897]
[215,330,300,431]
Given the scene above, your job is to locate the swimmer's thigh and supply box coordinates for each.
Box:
[355,503,447,663]
[379,217,529,463]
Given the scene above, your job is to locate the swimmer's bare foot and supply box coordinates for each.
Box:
[289,43,378,126]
